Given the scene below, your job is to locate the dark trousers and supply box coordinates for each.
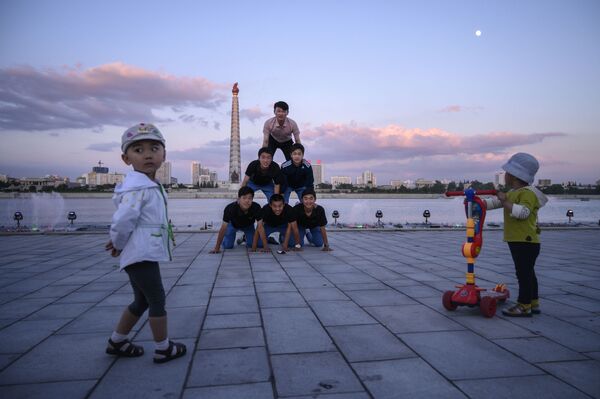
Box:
[268,134,293,161]
[508,242,540,305]
[124,261,167,317]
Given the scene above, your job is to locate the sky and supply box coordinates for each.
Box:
[1,0,599,185]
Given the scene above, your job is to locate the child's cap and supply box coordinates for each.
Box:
[502,152,539,184]
[121,123,165,153]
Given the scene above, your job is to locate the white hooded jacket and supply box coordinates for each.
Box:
[110,170,172,270]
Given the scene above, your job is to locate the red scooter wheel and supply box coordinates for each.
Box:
[443,291,457,311]
[480,296,497,318]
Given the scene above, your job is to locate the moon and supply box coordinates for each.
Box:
[475,30,482,37]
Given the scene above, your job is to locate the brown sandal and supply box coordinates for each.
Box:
[153,340,187,364]
[106,338,144,357]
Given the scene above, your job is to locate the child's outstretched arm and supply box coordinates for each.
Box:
[109,191,143,254]
[483,195,502,210]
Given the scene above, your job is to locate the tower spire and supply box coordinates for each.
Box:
[229,83,241,184]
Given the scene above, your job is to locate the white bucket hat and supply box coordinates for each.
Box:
[502,152,539,184]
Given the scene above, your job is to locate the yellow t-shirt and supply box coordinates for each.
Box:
[504,188,541,243]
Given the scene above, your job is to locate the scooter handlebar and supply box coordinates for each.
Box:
[445,189,498,197]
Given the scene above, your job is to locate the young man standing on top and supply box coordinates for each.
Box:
[263,101,300,161]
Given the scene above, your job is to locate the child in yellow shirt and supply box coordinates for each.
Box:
[484,153,548,317]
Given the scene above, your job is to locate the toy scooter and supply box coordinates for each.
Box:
[442,188,509,318]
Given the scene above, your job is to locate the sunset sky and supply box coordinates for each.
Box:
[1,0,599,184]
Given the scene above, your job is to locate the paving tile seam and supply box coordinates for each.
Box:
[0,270,129,372]
[0,377,99,387]
[184,379,272,390]
[449,371,552,383]
[0,248,113,308]
[454,371,598,399]
[237,242,280,399]
[273,250,407,399]
[496,311,600,342]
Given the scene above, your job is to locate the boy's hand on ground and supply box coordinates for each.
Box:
[209,248,221,254]
[322,246,333,252]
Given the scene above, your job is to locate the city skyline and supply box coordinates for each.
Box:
[1,1,599,184]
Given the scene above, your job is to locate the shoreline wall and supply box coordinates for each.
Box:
[1,192,598,200]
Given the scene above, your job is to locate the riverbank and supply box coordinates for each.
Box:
[1,191,599,200]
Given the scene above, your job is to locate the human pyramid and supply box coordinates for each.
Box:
[210,100,333,254]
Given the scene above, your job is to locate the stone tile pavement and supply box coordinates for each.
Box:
[0,229,599,398]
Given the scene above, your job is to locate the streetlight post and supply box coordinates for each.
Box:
[423,210,431,224]
[67,211,77,225]
[375,210,383,227]
[332,210,340,226]
[566,209,574,223]
[14,212,23,228]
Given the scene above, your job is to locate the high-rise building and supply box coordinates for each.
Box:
[330,176,351,188]
[312,160,323,185]
[357,170,376,187]
[83,161,124,186]
[191,162,201,186]
[538,179,551,187]
[229,83,241,184]
[494,171,506,188]
[156,162,172,186]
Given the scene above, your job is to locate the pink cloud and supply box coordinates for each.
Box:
[301,123,565,162]
[0,63,228,131]
[239,106,268,122]
[439,105,484,113]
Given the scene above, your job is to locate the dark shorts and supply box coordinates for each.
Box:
[268,134,294,161]
[124,261,166,317]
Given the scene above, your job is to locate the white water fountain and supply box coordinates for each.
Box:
[3,192,66,231]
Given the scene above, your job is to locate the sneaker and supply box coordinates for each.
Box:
[531,300,541,315]
[236,234,246,245]
[502,303,532,317]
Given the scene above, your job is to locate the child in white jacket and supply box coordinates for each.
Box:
[104,123,186,363]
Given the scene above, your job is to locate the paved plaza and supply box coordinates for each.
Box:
[0,229,599,398]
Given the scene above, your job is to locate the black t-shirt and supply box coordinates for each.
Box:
[260,203,296,227]
[245,160,284,186]
[293,203,327,229]
[222,201,262,228]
